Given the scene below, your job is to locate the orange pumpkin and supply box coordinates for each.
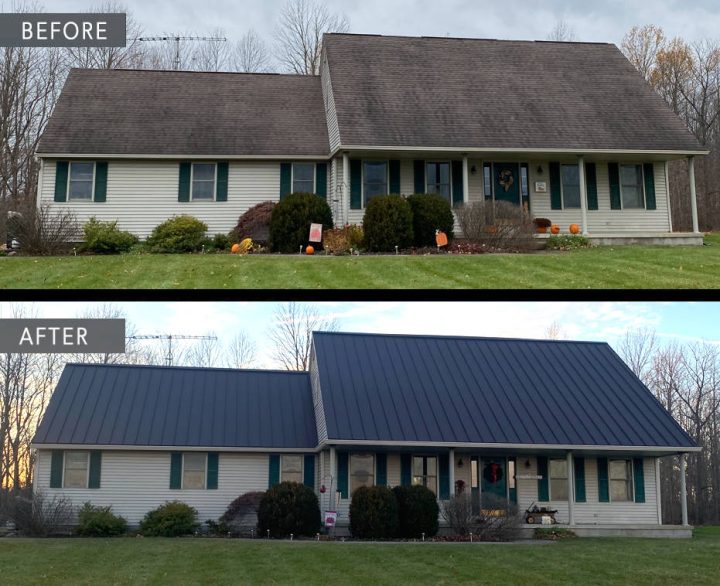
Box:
[537,226,548,235]
[569,224,581,235]
[551,225,561,235]
[306,246,315,255]
[231,243,241,254]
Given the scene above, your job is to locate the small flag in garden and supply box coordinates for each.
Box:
[309,223,323,243]
[436,230,448,248]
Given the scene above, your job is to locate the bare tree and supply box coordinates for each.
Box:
[191,28,231,72]
[183,335,223,368]
[275,0,349,75]
[544,321,565,340]
[618,327,658,386]
[621,24,666,82]
[233,30,272,73]
[547,19,577,42]
[270,303,338,371]
[226,332,257,369]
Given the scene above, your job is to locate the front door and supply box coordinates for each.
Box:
[493,163,521,205]
[481,458,507,508]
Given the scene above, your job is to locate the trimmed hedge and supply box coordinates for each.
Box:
[362,195,414,252]
[79,218,138,254]
[145,215,208,253]
[220,491,265,536]
[407,194,455,247]
[232,201,276,245]
[139,501,199,537]
[269,194,333,253]
[349,486,399,539]
[393,485,439,538]
[257,482,321,538]
[75,502,127,537]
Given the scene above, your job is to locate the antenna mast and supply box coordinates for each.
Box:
[128,334,218,366]
[137,35,227,70]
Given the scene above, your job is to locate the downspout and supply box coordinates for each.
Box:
[655,457,663,525]
[688,157,699,234]
[680,453,689,526]
[342,152,350,227]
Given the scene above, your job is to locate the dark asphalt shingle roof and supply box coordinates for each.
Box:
[33,364,318,449]
[324,34,704,153]
[312,332,696,449]
[37,69,330,156]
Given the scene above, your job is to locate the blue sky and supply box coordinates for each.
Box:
[2,302,718,368]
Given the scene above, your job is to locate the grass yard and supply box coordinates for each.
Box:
[0,527,718,585]
[1,235,719,290]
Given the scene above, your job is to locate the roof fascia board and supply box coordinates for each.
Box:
[331,146,710,158]
[35,153,331,161]
[31,443,321,453]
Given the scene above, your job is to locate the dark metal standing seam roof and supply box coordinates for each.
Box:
[32,364,318,449]
[312,332,696,449]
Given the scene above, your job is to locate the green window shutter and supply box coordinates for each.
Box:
[269,454,280,488]
[389,160,401,194]
[280,163,292,200]
[50,450,64,488]
[207,453,219,490]
[608,163,621,210]
[178,162,191,203]
[537,456,549,501]
[304,454,315,488]
[88,451,102,489]
[633,458,645,503]
[413,160,425,194]
[93,162,108,203]
[337,452,349,498]
[216,162,229,202]
[643,163,656,210]
[597,457,610,502]
[439,454,450,500]
[549,162,562,210]
[316,163,328,199]
[574,457,586,503]
[585,163,598,211]
[170,453,182,490]
[451,160,464,207]
[350,160,362,209]
[376,453,387,486]
[54,162,69,202]
[400,454,412,486]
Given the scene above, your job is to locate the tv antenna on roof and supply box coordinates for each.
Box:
[137,35,227,70]
[128,334,218,366]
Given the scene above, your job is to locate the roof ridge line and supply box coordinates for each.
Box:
[312,331,608,346]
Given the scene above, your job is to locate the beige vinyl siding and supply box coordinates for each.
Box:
[36,449,269,525]
[517,456,660,526]
[529,161,671,233]
[321,56,341,153]
[40,160,282,239]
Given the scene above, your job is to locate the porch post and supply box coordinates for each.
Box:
[448,448,455,497]
[680,453,689,526]
[567,452,575,527]
[329,446,337,511]
[665,161,673,233]
[462,155,469,205]
[578,156,588,236]
[655,457,663,525]
[342,152,350,227]
[688,156,700,234]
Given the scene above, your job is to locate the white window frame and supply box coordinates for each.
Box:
[291,162,316,195]
[412,455,438,495]
[67,162,96,202]
[62,450,90,489]
[425,161,453,201]
[181,452,207,490]
[608,459,634,503]
[482,162,493,200]
[349,453,375,496]
[280,454,304,484]
[548,458,569,501]
[362,160,389,208]
[560,164,581,210]
[190,162,217,202]
[618,163,647,211]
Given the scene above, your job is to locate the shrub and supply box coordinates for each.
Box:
[406,194,455,247]
[349,486,399,539]
[139,501,199,537]
[393,485,439,539]
[11,202,79,255]
[362,195,414,252]
[269,194,333,253]
[232,201,276,245]
[323,225,365,255]
[220,491,265,536]
[546,235,591,250]
[9,489,75,536]
[79,218,138,254]
[75,502,127,537]
[534,527,578,541]
[471,495,520,542]
[145,215,208,253]
[211,233,231,252]
[441,494,475,536]
[257,482,321,538]
[455,201,535,251]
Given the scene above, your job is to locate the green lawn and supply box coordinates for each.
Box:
[2,235,719,289]
[0,527,717,585]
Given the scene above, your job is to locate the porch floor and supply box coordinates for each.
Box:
[518,524,693,539]
[537,232,704,246]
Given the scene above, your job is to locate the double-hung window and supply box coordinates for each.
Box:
[363,161,388,206]
[350,454,375,495]
[609,459,633,502]
[182,453,207,489]
[63,451,89,488]
[412,456,438,495]
[292,163,315,194]
[68,162,95,201]
[561,165,581,209]
[549,459,568,501]
[426,162,451,200]
[620,164,645,209]
[191,163,216,201]
[281,455,304,484]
